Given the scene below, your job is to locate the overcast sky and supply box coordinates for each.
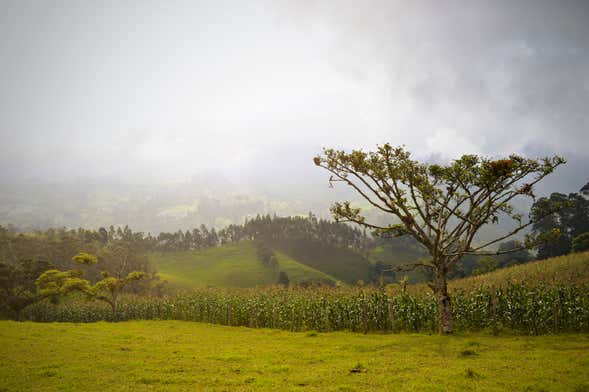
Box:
[1,0,588,196]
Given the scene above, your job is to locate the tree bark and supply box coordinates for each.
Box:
[109,293,118,321]
[433,269,453,334]
[110,300,118,321]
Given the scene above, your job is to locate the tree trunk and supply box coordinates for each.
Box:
[433,270,453,334]
[110,293,118,321]
[15,308,22,322]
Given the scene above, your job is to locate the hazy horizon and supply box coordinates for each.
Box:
[1,0,588,230]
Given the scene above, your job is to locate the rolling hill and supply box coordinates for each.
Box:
[394,251,589,295]
[148,241,338,289]
[394,251,589,296]
[271,238,376,284]
[448,250,589,291]
[148,241,589,291]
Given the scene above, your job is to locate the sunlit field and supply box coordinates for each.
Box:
[1,320,589,391]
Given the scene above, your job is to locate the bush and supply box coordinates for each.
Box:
[572,233,589,253]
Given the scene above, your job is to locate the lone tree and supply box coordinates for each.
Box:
[314,144,565,333]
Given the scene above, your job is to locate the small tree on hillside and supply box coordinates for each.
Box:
[36,252,145,320]
[314,144,564,333]
[277,271,290,286]
[89,270,146,317]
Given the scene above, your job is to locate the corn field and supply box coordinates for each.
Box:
[15,283,589,335]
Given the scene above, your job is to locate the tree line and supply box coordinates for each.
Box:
[0,214,372,263]
[152,214,372,253]
[532,183,589,258]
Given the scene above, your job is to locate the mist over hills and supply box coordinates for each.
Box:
[0,174,325,233]
[1,0,588,240]
[0,172,534,250]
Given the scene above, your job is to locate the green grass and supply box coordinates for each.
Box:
[149,241,336,289]
[1,321,589,391]
[274,250,337,284]
[274,239,375,284]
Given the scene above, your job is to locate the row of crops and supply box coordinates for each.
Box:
[18,283,589,335]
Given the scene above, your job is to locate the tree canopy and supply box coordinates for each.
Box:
[532,187,589,259]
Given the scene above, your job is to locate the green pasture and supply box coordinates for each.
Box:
[148,241,335,288]
[1,320,588,391]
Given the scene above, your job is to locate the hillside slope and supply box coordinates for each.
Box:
[148,241,337,288]
[368,245,430,284]
[447,251,589,291]
[273,239,375,284]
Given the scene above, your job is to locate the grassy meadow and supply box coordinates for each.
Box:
[1,320,589,391]
[148,241,336,288]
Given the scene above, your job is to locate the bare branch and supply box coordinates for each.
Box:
[318,163,396,215]
[460,245,528,257]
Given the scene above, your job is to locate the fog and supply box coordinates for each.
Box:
[1,0,588,230]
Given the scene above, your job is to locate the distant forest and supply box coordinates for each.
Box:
[1,214,370,257]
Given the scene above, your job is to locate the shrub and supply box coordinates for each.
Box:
[572,233,589,253]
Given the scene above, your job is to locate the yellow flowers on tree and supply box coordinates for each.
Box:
[36,252,145,319]
[314,144,565,333]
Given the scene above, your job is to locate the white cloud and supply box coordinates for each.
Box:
[0,0,587,195]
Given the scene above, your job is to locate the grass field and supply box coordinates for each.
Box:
[148,241,336,288]
[1,321,589,391]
